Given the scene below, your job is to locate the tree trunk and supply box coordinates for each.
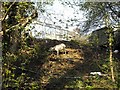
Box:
[105,12,115,82]
[109,43,115,82]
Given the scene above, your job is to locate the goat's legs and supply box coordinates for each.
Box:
[64,49,66,55]
[57,50,59,56]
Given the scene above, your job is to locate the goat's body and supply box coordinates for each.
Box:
[50,43,66,56]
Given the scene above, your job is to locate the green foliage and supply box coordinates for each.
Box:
[65,79,84,89]
[2,43,42,89]
[83,75,117,89]
[2,35,52,89]
[86,86,94,89]
[2,2,41,89]
[81,2,119,83]
[80,2,119,31]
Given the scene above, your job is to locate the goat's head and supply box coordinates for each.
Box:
[49,47,54,51]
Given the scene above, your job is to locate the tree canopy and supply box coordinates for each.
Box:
[80,2,120,31]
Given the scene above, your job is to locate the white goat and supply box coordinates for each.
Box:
[50,43,66,56]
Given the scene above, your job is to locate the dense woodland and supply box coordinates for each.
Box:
[1,1,120,89]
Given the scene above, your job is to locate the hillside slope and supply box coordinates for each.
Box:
[27,39,119,89]
[31,40,110,88]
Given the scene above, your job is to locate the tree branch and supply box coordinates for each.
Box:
[108,3,120,18]
[5,10,38,32]
[2,0,16,21]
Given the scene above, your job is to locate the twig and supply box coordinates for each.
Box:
[2,0,16,21]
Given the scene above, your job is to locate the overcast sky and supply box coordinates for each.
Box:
[31,0,86,37]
